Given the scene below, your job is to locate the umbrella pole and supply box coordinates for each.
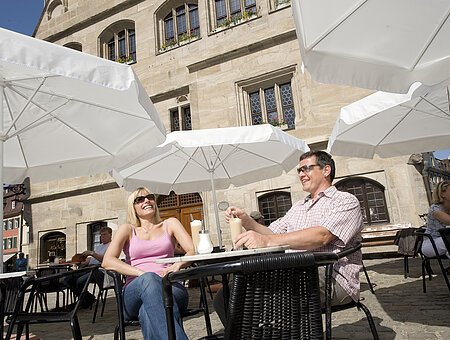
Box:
[209,171,223,248]
[0,85,4,272]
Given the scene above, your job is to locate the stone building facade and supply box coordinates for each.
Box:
[26,0,429,265]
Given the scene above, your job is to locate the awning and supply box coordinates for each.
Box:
[3,253,17,263]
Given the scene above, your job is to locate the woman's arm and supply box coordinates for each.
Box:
[162,218,195,276]
[433,210,450,226]
[102,224,145,277]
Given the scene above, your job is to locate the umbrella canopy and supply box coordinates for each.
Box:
[0,28,166,268]
[327,81,450,158]
[113,124,310,247]
[291,0,450,93]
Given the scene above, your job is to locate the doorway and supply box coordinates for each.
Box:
[157,192,203,252]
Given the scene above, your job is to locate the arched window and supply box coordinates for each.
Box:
[156,1,200,52]
[47,0,68,20]
[40,231,66,263]
[99,20,136,63]
[335,177,389,226]
[64,42,82,52]
[257,191,292,226]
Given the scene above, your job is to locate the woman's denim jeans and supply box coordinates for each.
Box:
[123,272,189,340]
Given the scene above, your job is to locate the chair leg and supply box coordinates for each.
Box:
[92,291,101,323]
[100,289,108,317]
[357,302,379,340]
[362,261,375,294]
[198,279,213,336]
[114,324,121,340]
[435,255,450,292]
[70,316,83,340]
[403,255,409,278]
[421,260,427,293]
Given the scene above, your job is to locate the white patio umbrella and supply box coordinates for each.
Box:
[327,80,450,158]
[112,124,310,247]
[291,0,450,93]
[0,28,166,268]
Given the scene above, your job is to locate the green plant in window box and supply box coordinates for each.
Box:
[242,9,257,20]
[161,39,178,50]
[267,118,288,127]
[116,55,135,64]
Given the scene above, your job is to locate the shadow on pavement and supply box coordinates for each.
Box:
[330,316,394,340]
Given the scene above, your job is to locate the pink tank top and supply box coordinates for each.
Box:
[124,221,175,287]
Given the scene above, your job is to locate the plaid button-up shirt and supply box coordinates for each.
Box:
[269,186,363,301]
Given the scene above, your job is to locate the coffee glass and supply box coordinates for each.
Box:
[229,217,243,250]
[190,220,203,253]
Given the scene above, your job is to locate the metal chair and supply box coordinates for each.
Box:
[322,245,379,340]
[415,229,450,293]
[91,267,114,323]
[163,251,339,340]
[107,268,212,340]
[5,266,96,340]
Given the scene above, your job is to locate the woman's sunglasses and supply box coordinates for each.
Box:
[134,194,155,204]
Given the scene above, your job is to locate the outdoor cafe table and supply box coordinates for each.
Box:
[156,245,290,317]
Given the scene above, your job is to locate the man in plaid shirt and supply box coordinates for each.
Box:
[227,150,363,306]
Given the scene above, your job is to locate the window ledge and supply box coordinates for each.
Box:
[212,14,259,34]
[159,36,200,54]
[274,1,291,11]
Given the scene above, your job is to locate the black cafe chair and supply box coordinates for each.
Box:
[5,266,96,340]
[322,245,379,340]
[163,251,340,340]
[106,268,212,340]
[414,229,450,293]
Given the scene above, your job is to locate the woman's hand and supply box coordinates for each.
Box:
[161,262,183,277]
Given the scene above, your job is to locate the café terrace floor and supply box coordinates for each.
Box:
[4,256,450,340]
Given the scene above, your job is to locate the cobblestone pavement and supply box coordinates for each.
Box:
[3,256,450,339]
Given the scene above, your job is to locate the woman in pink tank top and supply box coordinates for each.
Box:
[103,187,194,340]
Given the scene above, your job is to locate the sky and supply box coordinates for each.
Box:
[0,1,44,36]
[0,1,449,160]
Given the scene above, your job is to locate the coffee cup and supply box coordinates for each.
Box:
[229,217,243,250]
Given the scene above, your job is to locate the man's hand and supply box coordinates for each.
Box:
[82,250,94,257]
[234,230,271,249]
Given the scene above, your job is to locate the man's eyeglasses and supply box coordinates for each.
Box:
[296,164,320,174]
[134,194,155,204]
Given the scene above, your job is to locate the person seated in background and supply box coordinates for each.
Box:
[422,180,450,260]
[102,187,194,340]
[214,151,363,325]
[67,226,112,308]
[249,211,264,225]
[15,252,27,271]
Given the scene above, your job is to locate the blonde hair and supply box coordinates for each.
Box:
[126,187,162,227]
[431,180,449,204]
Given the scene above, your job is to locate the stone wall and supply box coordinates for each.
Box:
[27,0,430,259]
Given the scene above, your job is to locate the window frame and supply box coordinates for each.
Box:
[335,177,390,226]
[236,66,298,128]
[159,2,200,52]
[210,0,257,30]
[257,191,292,226]
[170,105,192,132]
[99,21,136,63]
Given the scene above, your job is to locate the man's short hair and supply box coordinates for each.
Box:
[100,226,113,234]
[300,151,336,183]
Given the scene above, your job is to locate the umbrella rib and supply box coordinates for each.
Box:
[9,80,151,121]
[305,0,367,51]
[3,78,46,137]
[3,88,29,168]
[410,9,450,71]
[6,102,69,140]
